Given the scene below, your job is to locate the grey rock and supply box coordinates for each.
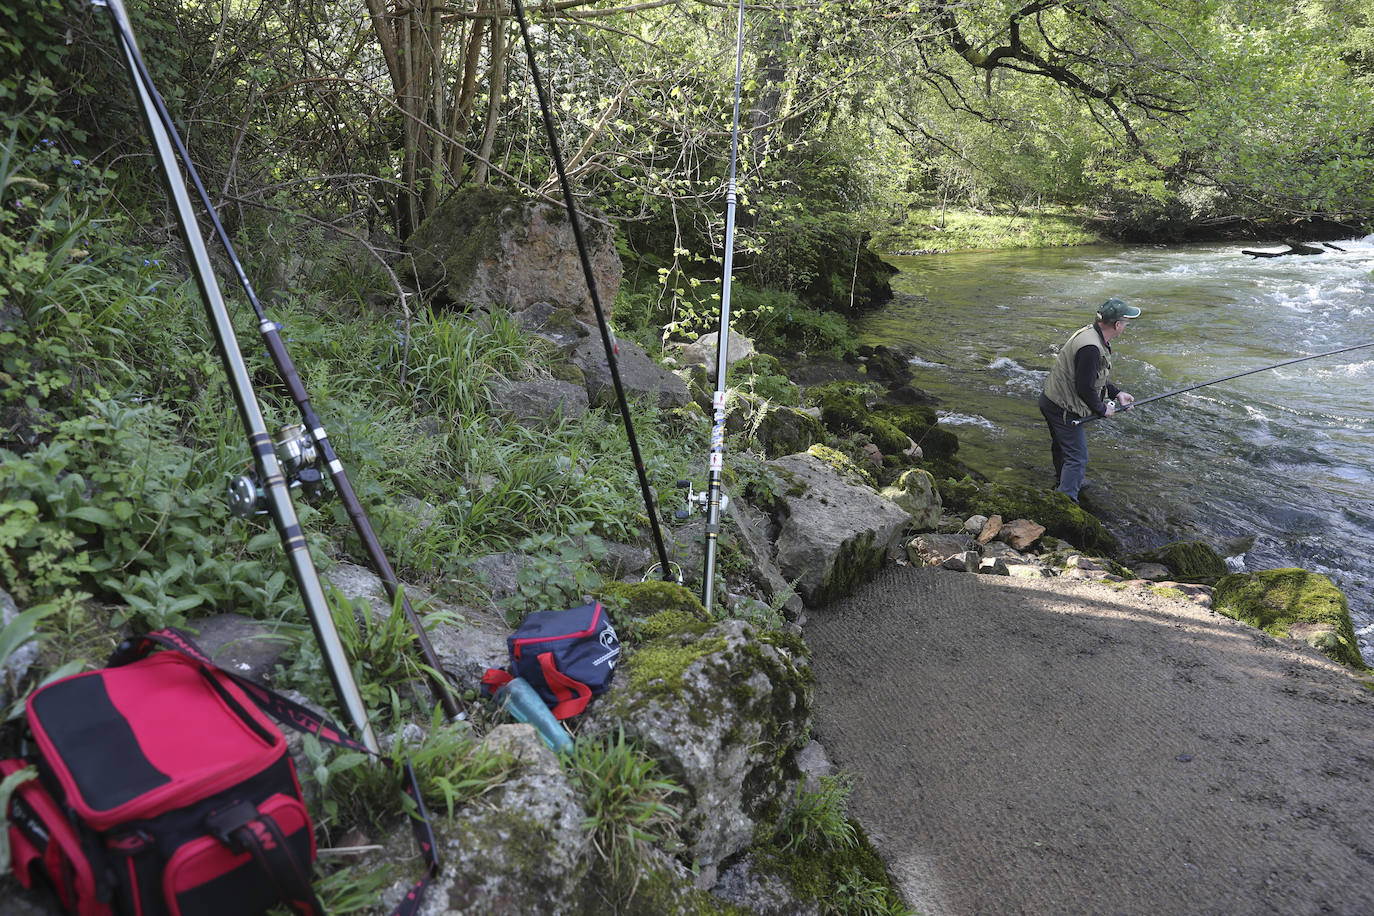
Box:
[489,377,589,427]
[712,853,822,916]
[977,557,1011,576]
[584,619,811,881]
[569,334,690,410]
[2,587,39,690]
[879,468,942,532]
[388,724,591,916]
[795,740,835,793]
[405,188,621,326]
[941,550,979,572]
[1137,562,1172,581]
[729,498,803,617]
[908,532,977,567]
[187,614,294,684]
[766,452,911,606]
[680,329,756,372]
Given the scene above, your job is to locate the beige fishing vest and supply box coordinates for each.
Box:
[1044,324,1111,418]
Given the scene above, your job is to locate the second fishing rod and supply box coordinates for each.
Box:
[1074,338,1374,426]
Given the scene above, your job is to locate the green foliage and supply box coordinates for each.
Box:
[0,604,83,722]
[303,714,516,833]
[500,522,607,625]
[779,774,858,854]
[565,726,684,893]
[765,773,912,916]
[0,400,301,631]
[321,584,463,724]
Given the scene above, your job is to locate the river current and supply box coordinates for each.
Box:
[855,239,1374,663]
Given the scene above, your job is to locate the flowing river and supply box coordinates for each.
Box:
[855,239,1374,663]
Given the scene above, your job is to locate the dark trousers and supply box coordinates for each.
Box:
[1038,393,1089,501]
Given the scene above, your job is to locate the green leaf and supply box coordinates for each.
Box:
[65,505,118,527]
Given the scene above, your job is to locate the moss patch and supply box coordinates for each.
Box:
[1141,540,1227,583]
[873,404,960,460]
[752,819,910,915]
[626,635,729,697]
[1213,568,1366,669]
[599,580,707,618]
[814,530,883,607]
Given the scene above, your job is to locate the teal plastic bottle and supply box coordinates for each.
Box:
[495,677,574,754]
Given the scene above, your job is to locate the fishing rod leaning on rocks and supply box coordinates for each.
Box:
[1074,338,1374,426]
[510,0,676,584]
[98,0,381,752]
[697,0,749,615]
[97,5,463,723]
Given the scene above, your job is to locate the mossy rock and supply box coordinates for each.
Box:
[598,580,706,617]
[873,404,959,460]
[807,382,873,434]
[1213,568,1366,670]
[805,443,877,489]
[548,359,586,386]
[753,405,825,459]
[1139,540,1228,583]
[938,477,1117,555]
[682,363,713,411]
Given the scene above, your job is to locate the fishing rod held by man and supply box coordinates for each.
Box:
[1073,338,1374,427]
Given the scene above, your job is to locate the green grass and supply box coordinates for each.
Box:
[869,205,1104,254]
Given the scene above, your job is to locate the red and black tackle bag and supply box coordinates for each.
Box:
[482,601,620,719]
[3,631,322,916]
[4,631,439,916]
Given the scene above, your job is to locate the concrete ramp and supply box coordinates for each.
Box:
[806,566,1374,916]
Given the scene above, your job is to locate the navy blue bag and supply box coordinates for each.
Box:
[482,602,620,719]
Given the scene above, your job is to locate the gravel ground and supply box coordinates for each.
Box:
[806,565,1374,916]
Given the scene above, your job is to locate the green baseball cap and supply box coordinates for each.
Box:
[1097,298,1141,321]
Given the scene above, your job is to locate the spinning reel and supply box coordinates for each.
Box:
[227,424,329,518]
[673,479,728,520]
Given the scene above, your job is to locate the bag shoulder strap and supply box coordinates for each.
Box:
[536,652,593,720]
[207,799,323,916]
[112,629,439,916]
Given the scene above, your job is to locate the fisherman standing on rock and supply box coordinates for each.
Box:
[1038,298,1140,502]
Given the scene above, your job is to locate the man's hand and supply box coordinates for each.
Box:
[1104,400,1116,418]
[1118,392,1135,410]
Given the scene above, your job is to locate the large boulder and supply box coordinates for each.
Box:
[1212,568,1366,669]
[584,617,813,888]
[1136,540,1228,583]
[764,449,912,606]
[405,187,621,324]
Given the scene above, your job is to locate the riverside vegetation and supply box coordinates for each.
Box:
[6,125,1369,913]
[8,0,1374,910]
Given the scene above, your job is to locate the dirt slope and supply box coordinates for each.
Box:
[805,565,1374,916]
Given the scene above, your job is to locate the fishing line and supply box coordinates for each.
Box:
[700,0,748,615]
[510,0,675,581]
[98,0,462,720]
[98,0,379,751]
[1074,339,1374,426]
